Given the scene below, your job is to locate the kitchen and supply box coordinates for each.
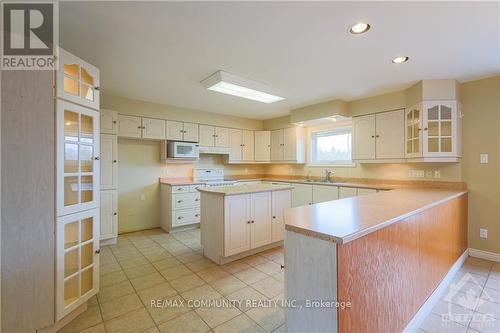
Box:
[2,2,500,333]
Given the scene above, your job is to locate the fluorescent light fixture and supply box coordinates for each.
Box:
[201,71,285,104]
[392,56,409,64]
[349,22,370,34]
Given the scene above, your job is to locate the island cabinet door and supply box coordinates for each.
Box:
[271,190,291,242]
[224,194,251,257]
[250,192,273,249]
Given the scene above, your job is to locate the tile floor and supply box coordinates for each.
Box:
[59,228,286,333]
[60,227,500,333]
[418,257,500,333]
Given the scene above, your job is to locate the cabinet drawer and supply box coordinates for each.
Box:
[173,192,200,209]
[173,208,200,226]
[189,184,205,193]
[171,185,189,193]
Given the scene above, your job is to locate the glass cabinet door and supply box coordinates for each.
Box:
[405,103,422,158]
[57,48,100,110]
[56,208,100,320]
[57,100,100,216]
[423,101,457,157]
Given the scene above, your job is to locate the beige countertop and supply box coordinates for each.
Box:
[159,178,205,185]
[284,188,468,245]
[198,183,294,196]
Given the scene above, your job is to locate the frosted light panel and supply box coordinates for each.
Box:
[208,82,284,104]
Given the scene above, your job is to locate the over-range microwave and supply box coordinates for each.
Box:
[166,141,200,159]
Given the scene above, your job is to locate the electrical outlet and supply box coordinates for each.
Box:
[408,170,425,178]
[480,154,489,164]
[140,193,146,201]
[480,228,488,239]
[434,170,441,179]
[425,171,433,178]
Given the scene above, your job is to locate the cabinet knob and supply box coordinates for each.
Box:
[371,135,375,138]
[94,86,100,91]
[113,212,117,216]
[423,127,428,131]
[251,220,255,223]
[195,198,200,201]
[272,216,276,219]
[138,126,142,129]
[418,128,422,131]
[177,200,183,203]
[178,216,183,220]
[113,160,117,163]
[95,249,101,254]
[247,221,251,224]
[195,214,200,217]
[376,135,380,138]
[280,265,285,270]
[94,156,100,160]
[112,120,117,124]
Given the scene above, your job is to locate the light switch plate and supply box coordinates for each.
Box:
[480,228,488,239]
[480,154,489,164]
[434,170,441,179]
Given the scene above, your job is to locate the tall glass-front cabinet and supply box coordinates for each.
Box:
[405,100,462,161]
[56,48,100,320]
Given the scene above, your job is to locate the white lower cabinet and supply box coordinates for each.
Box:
[272,190,291,242]
[100,190,117,241]
[292,183,313,207]
[56,208,100,320]
[312,185,339,203]
[357,188,377,196]
[161,184,204,232]
[224,191,289,257]
[339,187,358,199]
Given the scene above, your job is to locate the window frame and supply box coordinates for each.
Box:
[308,124,355,167]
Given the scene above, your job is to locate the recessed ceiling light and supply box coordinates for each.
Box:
[392,56,409,64]
[349,22,370,34]
[201,70,285,104]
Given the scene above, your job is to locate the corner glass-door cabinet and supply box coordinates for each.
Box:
[57,100,100,216]
[422,100,459,157]
[56,208,100,320]
[405,103,422,158]
[57,48,100,110]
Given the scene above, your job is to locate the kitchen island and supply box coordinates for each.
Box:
[199,184,293,264]
[284,188,468,333]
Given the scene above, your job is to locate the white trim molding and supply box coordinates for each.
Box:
[402,249,469,333]
[468,248,500,263]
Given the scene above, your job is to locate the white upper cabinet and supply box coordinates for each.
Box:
[199,125,215,146]
[422,100,461,158]
[183,122,199,142]
[353,114,376,160]
[270,129,284,161]
[215,127,230,147]
[375,110,405,159]
[199,125,230,147]
[57,48,100,111]
[229,129,243,161]
[166,121,199,142]
[255,131,271,162]
[166,121,183,141]
[100,109,118,135]
[142,117,166,140]
[270,127,305,163]
[229,129,255,161]
[242,130,255,161]
[118,115,141,138]
[405,103,423,158]
[100,134,118,190]
[57,100,100,217]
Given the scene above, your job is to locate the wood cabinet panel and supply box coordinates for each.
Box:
[215,126,230,147]
[224,195,251,256]
[229,129,243,161]
[270,129,284,161]
[100,189,117,240]
[100,134,117,190]
[337,194,468,333]
[272,190,291,242]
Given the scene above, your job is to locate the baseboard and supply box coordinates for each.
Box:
[37,303,87,333]
[402,249,469,333]
[100,237,117,246]
[468,248,500,263]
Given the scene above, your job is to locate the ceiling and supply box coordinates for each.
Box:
[60,2,500,120]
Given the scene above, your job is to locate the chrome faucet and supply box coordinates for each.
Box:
[325,169,334,182]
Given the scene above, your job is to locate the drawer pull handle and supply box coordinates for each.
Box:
[247,221,251,224]
[272,216,276,219]
[177,200,183,203]
[113,212,117,216]
[113,160,117,163]
[112,120,117,124]
[94,156,100,160]
[195,214,200,217]
[178,216,183,220]
[95,249,101,254]
[280,265,285,270]
[195,198,200,201]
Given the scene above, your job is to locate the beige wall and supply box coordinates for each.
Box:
[460,76,500,254]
